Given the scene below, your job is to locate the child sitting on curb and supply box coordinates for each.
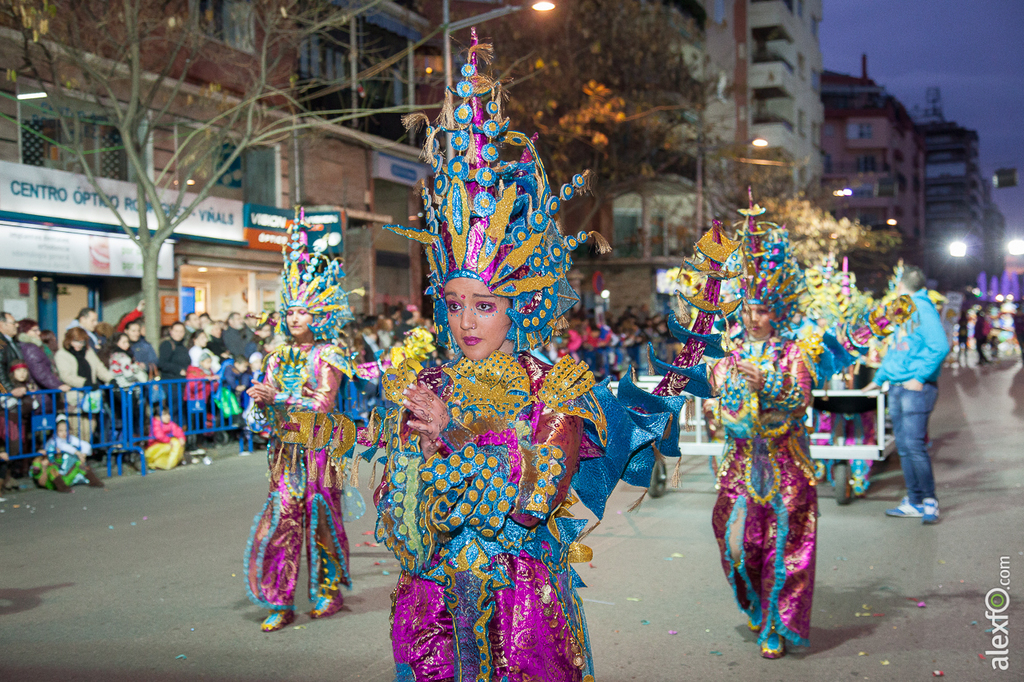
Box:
[145,406,186,470]
[32,414,104,491]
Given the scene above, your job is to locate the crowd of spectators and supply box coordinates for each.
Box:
[0,302,277,494]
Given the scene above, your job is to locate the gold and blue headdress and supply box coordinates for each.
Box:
[279,211,356,342]
[384,30,607,352]
[735,192,805,334]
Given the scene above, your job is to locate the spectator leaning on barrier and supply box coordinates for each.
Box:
[66,307,102,350]
[0,311,26,396]
[865,265,949,525]
[17,320,71,393]
[55,327,113,392]
[183,312,200,334]
[158,322,190,378]
[124,320,158,372]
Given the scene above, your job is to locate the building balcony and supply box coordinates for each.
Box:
[750,60,798,100]
[752,48,794,72]
[750,0,799,43]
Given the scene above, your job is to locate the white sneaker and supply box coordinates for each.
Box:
[202,456,212,466]
[191,448,207,456]
[922,498,939,524]
[885,496,924,518]
[239,451,252,457]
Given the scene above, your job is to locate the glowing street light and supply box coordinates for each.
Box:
[600,289,611,300]
[1008,239,1024,256]
[949,241,968,258]
[751,138,769,147]
[886,218,898,226]
[532,1,556,10]
[832,188,853,197]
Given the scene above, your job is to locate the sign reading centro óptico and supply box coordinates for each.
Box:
[242,204,343,253]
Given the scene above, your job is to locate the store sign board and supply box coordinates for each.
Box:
[0,159,244,242]
[243,204,343,253]
[372,152,428,187]
[0,223,174,279]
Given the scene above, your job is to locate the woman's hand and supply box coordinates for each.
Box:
[736,360,765,392]
[247,381,276,405]
[403,382,448,443]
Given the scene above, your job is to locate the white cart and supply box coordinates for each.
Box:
[611,379,894,503]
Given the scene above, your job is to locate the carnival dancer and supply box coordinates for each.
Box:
[363,32,689,681]
[244,216,360,632]
[651,198,914,659]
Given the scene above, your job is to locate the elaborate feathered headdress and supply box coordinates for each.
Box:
[383,30,608,352]
[278,211,357,341]
[735,191,805,333]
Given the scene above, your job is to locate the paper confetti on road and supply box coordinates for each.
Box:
[932,672,944,677]
[176,655,187,660]
[293,625,307,629]
[668,630,678,635]
[917,601,927,607]
[581,599,615,605]
[881,660,890,665]
[938,560,946,564]
[382,570,390,576]
[671,553,685,558]
[710,651,722,656]
[108,525,114,530]
[858,652,867,656]
[626,598,641,602]
[362,531,373,535]
[640,620,650,625]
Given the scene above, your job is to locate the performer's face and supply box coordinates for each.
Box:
[742,303,775,341]
[286,307,315,342]
[443,277,514,361]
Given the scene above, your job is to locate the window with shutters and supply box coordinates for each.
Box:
[20,98,127,180]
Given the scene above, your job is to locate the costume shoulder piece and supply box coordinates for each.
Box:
[536,355,606,445]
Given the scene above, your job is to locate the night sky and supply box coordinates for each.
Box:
[820,0,1024,239]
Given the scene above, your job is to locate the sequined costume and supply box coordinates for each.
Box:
[366,32,690,681]
[653,197,914,656]
[244,215,359,630]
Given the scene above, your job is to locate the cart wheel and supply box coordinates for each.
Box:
[215,431,231,446]
[649,458,668,498]
[832,461,853,505]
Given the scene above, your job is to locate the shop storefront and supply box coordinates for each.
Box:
[0,158,246,330]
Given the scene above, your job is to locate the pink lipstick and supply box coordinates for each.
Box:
[463,336,481,346]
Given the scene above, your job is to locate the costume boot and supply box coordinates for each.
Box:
[261,608,295,632]
[84,467,105,488]
[760,626,786,659]
[53,475,70,493]
[310,543,344,619]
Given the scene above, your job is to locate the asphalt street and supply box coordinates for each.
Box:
[1,358,1021,681]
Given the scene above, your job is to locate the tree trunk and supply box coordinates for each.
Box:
[641,193,651,260]
[141,243,163,347]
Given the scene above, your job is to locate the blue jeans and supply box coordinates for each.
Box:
[889,383,938,504]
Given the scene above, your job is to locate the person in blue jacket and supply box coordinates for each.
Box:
[864,266,949,524]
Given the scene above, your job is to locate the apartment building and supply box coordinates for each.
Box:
[703,0,824,186]
[918,120,1004,283]
[819,62,926,253]
[0,0,429,332]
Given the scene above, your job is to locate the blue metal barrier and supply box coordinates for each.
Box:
[1,384,143,477]
[2,374,373,482]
